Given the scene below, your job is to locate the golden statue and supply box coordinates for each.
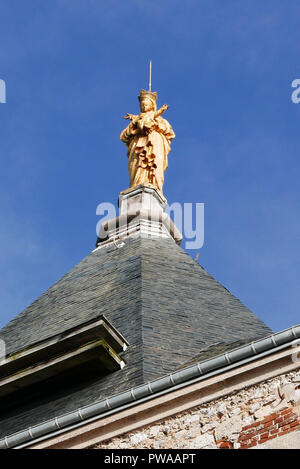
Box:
[120,63,175,196]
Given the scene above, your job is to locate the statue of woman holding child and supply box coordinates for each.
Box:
[120,87,175,197]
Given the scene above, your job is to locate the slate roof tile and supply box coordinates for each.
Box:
[0,236,272,438]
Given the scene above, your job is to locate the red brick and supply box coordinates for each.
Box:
[281,408,293,416]
[282,419,298,427]
[259,432,269,440]
[219,441,232,449]
[263,425,277,433]
[260,435,270,442]
[242,421,261,431]
[255,424,275,435]
[279,425,300,436]
[280,424,290,432]
[274,417,284,424]
[260,414,280,425]
[280,422,299,434]
[283,410,296,418]
[283,415,298,423]
[258,435,277,445]
[259,420,273,428]
[242,438,258,447]
[239,431,260,441]
[279,419,298,431]
[280,422,300,432]
[283,410,297,417]
[241,441,258,449]
[270,428,279,435]
[288,415,297,420]
[290,420,300,428]
[239,438,256,446]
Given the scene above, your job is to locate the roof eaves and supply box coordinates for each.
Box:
[1,324,300,450]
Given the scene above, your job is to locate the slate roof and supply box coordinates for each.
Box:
[0,236,272,438]
[176,339,255,369]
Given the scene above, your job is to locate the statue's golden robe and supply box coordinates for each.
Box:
[120,114,175,194]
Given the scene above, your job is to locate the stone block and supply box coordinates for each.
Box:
[190,433,216,449]
[129,432,147,446]
[214,416,243,442]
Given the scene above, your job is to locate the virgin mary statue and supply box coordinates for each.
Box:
[120,89,175,197]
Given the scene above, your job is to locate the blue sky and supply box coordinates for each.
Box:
[0,0,300,333]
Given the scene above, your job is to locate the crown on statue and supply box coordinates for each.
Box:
[138,89,157,103]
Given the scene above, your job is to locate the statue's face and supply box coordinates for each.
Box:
[140,97,153,112]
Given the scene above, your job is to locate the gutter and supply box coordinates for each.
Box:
[1,324,300,449]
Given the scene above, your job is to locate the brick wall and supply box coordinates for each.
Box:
[93,369,300,450]
[238,407,300,449]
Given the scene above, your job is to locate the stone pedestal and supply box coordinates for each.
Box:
[95,185,182,250]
